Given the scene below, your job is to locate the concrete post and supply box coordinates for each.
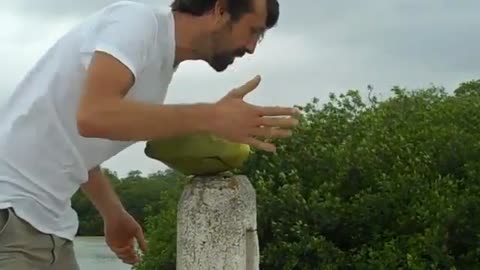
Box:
[176,173,259,270]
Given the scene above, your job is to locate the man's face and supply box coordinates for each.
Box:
[207,0,267,72]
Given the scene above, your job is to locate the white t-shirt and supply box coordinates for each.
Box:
[0,1,176,241]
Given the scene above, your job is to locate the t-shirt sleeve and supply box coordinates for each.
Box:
[80,2,158,79]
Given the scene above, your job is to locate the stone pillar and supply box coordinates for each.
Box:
[176,174,259,270]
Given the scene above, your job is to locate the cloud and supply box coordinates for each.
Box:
[3,0,163,19]
[0,10,79,107]
[1,0,479,176]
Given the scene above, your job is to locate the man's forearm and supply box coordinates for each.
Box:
[80,166,124,220]
[77,100,215,141]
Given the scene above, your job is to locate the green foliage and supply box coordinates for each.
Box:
[454,79,480,97]
[239,80,480,269]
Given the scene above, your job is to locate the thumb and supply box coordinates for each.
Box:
[226,75,261,99]
[135,228,148,253]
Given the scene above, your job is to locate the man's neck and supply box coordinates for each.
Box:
[172,11,209,66]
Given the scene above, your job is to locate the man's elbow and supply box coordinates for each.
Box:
[76,109,105,138]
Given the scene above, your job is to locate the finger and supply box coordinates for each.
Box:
[116,248,138,265]
[250,127,292,139]
[259,116,299,128]
[121,254,139,265]
[111,244,134,255]
[226,75,261,99]
[135,228,148,252]
[118,253,137,265]
[243,137,276,152]
[258,106,300,117]
[112,246,135,261]
[118,251,136,260]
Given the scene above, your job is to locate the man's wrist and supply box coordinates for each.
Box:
[100,203,126,222]
[186,102,218,133]
[81,166,127,223]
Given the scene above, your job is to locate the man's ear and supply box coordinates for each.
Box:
[214,0,230,24]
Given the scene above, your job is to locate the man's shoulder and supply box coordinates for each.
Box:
[103,0,157,13]
[100,1,173,19]
[89,1,172,36]
[96,0,158,21]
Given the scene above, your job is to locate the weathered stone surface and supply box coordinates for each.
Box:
[176,174,259,270]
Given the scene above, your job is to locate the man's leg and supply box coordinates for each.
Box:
[50,236,80,270]
[0,207,55,270]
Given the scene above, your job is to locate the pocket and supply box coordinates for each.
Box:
[0,208,11,237]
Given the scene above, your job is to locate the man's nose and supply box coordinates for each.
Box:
[245,40,257,54]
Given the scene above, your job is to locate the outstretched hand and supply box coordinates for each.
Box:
[212,75,300,152]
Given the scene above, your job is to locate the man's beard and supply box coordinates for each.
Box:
[209,48,246,72]
[206,24,246,72]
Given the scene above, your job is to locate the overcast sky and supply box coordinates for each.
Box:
[1,0,479,177]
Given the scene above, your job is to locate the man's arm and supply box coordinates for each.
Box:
[80,165,124,220]
[77,51,299,152]
[76,51,215,141]
[81,166,148,263]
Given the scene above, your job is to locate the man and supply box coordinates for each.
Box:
[0,0,298,269]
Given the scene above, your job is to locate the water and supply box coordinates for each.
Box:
[74,236,133,270]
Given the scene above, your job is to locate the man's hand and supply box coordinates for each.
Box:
[211,75,300,152]
[104,209,147,265]
[80,167,147,265]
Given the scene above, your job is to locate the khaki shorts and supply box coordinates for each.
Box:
[0,207,80,270]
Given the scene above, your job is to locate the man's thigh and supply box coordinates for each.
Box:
[0,207,58,270]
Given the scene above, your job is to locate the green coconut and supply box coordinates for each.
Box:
[144,133,251,176]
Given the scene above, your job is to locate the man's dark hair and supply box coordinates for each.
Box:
[170,0,279,29]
